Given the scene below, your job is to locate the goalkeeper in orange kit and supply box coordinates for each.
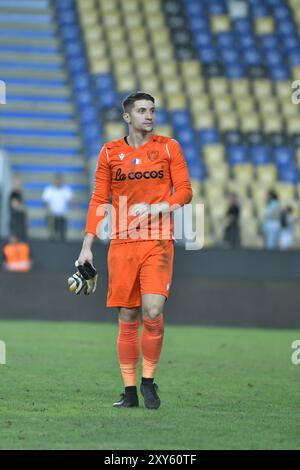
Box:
[70,92,193,409]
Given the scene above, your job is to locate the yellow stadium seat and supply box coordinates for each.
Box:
[235,97,255,115]
[139,76,160,93]
[127,27,147,44]
[255,17,275,35]
[150,28,170,46]
[106,28,126,45]
[154,45,174,62]
[114,59,134,76]
[158,61,178,78]
[240,199,254,220]
[162,77,183,95]
[80,11,98,28]
[166,94,187,111]
[146,12,165,29]
[280,100,299,116]
[83,26,103,43]
[218,112,238,132]
[191,179,202,198]
[256,164,277,186]
[105,123,126,141]
[233,164,254,185]
[202,144,225,165]
[259,98,279,115]
[143,0,161,14]
[204,181,225,201]
[76,0,95,11]
[121,0,139,14]
[240,113,260,132]
[207,163,229,182]
[193,112,215,129]
[97,0,118,13]
[110,43,129,60]
[124,12,143,28]
[275,80,293,100]
[211,15,231,33]
[213,96,233,114]
[91,58,110,74]
[116,75,138,93]
[190,95,211,113]
[102,11,121,28]
[208,77,228,96]
[230,79,250,97]
[136,61,156,78]
[291,66,300,81]
[253,79,273,99]
[262,113,283,133]
[275,182,296,204]
[87,43,106,61]
[154,125,173,137]
[226,180,249,200]
[180,61,201,80]
[286,115,300,134]
[185,78,206,95]
[132,43,151,60]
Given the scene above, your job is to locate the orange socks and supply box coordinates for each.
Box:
[141,314,164,379]
[117,320,140,387]
[117,315,164,387]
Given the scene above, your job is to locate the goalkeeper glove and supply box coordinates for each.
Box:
[68,260,98,295]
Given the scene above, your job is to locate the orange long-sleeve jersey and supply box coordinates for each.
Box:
[85,134,193,243]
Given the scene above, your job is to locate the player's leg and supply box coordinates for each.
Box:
[113,306,142,408]
[139,294,166,409]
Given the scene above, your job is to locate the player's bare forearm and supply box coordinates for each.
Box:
[77,233,95,266]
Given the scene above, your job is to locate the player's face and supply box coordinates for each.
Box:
[125,100,155,132]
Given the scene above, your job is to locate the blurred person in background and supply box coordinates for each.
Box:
[42,174,73,241]
[262,190,281,249]
[279,206,295,250]
[223,193,240,248]
[9,177,27,241]
[2,234,32,272]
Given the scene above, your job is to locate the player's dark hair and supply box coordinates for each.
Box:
[122,92,155,113]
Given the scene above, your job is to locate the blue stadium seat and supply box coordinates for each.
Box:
[274,147,294,168]
[243,48,262,65]
[270,65,290,81]
[155,109,169,125]
[188,161,206,181]
[251,146,272,165]
[278,166,299,184]
[227,145,248,165]
[221,49,240,65]
[199,46,218,63]
[225,63,245,78]
[171,110,192,128]
[199,128,220,145]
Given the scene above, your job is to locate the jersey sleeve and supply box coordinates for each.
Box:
[165,139,193,208]
[85,146,111,236]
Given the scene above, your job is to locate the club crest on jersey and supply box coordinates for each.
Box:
[119,153,125,160]
[147,150,159,162]
[133,158,142,164]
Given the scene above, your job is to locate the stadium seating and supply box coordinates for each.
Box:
[2,0,300,247]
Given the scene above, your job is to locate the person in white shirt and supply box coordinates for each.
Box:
[42,174,73,241]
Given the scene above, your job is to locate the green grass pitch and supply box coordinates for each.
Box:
[0,320,299,450]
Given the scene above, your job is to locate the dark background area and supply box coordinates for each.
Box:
[0,240,299,329]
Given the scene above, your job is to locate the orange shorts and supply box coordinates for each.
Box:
[107,239,174,308]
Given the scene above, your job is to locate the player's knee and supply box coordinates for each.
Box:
[144,305,162,320]
[118,307,140,323]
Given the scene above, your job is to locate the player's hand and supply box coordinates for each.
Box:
[68,261,98,295]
